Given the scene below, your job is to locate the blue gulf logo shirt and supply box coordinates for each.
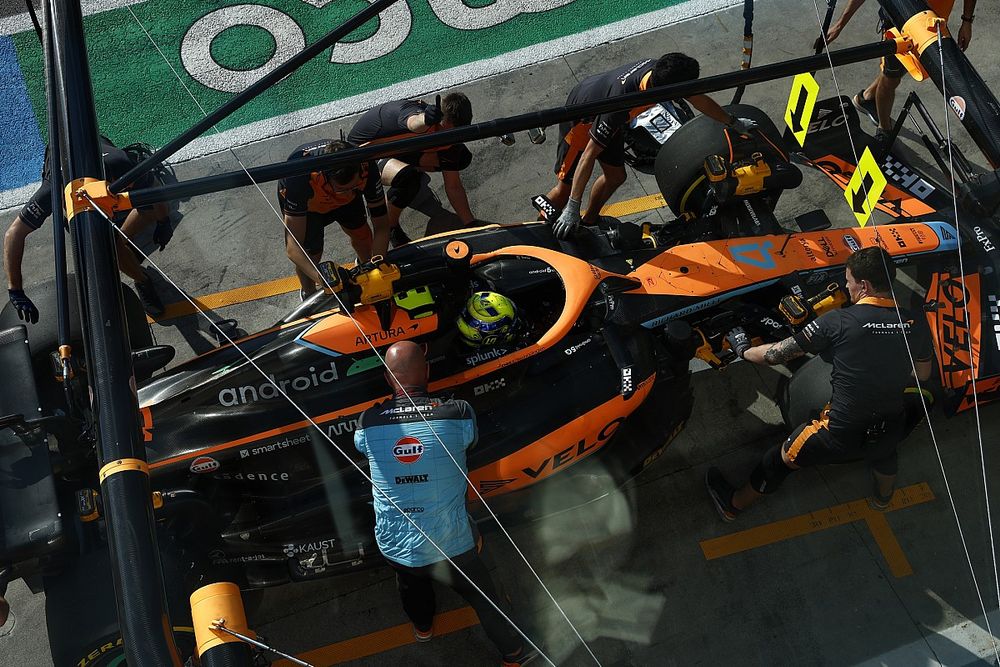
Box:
[354,394,478,567]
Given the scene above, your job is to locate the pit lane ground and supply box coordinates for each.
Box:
[4,0,1000,664]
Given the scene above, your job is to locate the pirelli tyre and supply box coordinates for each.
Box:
[654,104,783,217]
[777,354,833,427]
[45,546,195,666]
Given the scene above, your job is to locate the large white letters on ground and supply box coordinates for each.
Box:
[329,0,412,64]
[427,0,575,30]
[181,5,306,93]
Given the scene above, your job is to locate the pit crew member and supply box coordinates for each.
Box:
[347,93,478,248]
[277,140,391,299]
[5,137,172,319]
[706,247,933,519]
[544,52,757,239]
[354,341,537,666]
[822,0,976,143]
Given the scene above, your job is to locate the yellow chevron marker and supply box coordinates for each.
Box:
[784,72,820,147]
[845,146,888,227]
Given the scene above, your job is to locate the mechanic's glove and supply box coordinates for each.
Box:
[726,117,758,137]
[423,94,444,127]
[552,198,582,240]
[726,327,751,359]
[152,218,173,251]
[8,289,39,324]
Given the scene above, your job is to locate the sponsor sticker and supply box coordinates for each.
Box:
[190,456,220,474]
[393,436,424,464]
[949,95,966,120]
[564,337,593,355]
[473,377,507,396]
[842,234,862,253]
[283,538,337,557]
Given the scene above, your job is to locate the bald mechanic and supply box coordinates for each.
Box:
[278,139,391,299]
[822,0,976,144]
[347,93,478,247]
[706,247,933,519]
[5,137,171,319]
[354,342,537,666]
[545,52,757,239]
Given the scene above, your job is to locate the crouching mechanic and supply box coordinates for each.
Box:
[706,247,933,520]
[347,93,478,247]
[278,140,391,299]
[545,52,757,239]
[5,137,172,320]
[354,342,537,666]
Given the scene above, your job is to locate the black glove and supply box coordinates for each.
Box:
[726,327,751,359]
[152,219,173,251]
[423,94,443,127]
[8,289,39,324]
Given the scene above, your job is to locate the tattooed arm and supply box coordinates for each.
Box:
[745,336,807,366]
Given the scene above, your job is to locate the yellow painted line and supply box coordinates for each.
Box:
[700,482,934,577]
[601,193,666,218]
[147,275,300,324]
[148,193,670,324]
[864,509,913,577]
[271,606,480,667]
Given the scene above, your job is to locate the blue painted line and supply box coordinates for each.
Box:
[0,35,43,193]
[294,333,342,358]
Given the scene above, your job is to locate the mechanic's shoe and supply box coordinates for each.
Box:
[706,467,740,522]
[412,623,433,642]
[134,277,165,317]
[853,90,878,126]
[502,646,540,666]
[868,481,895,511]
[873,128,892,154]
[389,224,412,249]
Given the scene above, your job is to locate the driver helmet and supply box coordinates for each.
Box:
[457,291,518,348]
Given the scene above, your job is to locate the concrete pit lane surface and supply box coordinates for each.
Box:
[3,0,1000,664]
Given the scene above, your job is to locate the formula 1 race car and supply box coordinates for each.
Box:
[5,96,998,663]
[7,0,1000,663]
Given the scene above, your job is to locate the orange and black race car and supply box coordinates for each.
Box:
[5,0,1000,662]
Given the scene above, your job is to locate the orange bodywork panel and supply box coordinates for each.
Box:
[298,307,438,356]
[468,376,654,498]
[627,224,943,298]
[926,272,982,392]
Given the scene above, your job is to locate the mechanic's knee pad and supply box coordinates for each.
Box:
[749,444,794,494]
[387,166,421,209]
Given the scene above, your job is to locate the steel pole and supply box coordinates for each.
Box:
[48,0,181,664]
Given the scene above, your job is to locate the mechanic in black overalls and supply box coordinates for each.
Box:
[277,139,390,299]
[347,94,477,248]
[706,246,933,520]
[544,52,757,239]
[5,137,172,319]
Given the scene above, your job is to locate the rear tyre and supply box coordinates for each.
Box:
[654,104,784,217]
[45,546,194,666]
[777,354,833,427]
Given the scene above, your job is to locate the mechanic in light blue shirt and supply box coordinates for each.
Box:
[354,341,536,665]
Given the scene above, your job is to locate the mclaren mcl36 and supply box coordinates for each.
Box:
[3,81,1000,667]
